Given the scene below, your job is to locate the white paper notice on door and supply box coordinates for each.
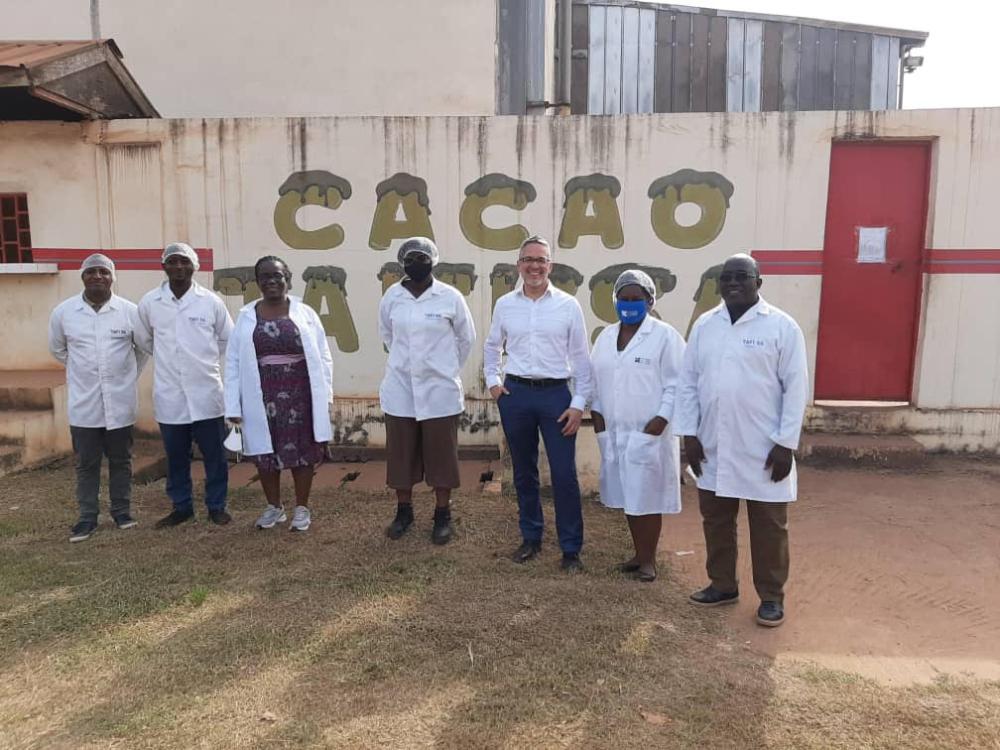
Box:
[857,226,888,264]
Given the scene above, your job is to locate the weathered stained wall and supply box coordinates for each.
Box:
[1,109,999,446]
[0,0,499,117]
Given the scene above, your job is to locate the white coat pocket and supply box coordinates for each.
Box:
[625,431,660,465]
[623,431,662,502]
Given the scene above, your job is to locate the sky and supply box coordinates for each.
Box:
[678,0,997,109]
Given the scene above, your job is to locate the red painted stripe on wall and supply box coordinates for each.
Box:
[31,248,215,271]
[752,248,1000,275]
[751,250,824,275]
[925,248,1000,273]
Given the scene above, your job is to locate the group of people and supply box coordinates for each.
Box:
[48,233,807,628]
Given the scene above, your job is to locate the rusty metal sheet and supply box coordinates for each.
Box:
[707,16,727,112]
[0,41,108,68]
[761,20,782,111]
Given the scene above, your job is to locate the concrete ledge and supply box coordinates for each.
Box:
[800,433,929,469]
[0,263,59,274]
[805,405,1000,454]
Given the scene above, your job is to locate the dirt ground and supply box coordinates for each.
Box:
[665,456,1000,685]
[0,454,998,749]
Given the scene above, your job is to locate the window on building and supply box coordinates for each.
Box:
[0,194,32,263]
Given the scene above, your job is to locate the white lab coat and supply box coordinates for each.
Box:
[224,297,334,456]
[135,281,234,424]
[590,316,685,515]
[379,279,476,421]
[673,297,809,502]
[48,293,148,430]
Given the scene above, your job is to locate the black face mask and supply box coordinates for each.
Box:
[404,262,433,282]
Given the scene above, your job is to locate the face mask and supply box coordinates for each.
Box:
[616,299,648,325]
[404,260,433,282]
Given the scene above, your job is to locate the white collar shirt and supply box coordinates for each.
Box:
[672,297,809,502]
[378,279,477,421]
[48,293,148,430]
[483,284,593,411]
[135,281,234,424]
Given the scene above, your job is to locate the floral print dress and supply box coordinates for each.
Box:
[251,312,327,472]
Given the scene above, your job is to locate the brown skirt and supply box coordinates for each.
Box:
[384,413,461,489]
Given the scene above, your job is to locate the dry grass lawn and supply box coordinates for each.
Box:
[1,456,998,749]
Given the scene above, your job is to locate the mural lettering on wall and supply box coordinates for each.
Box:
[213,265,359,353]
[302,266,360,353]
[588,263,678,342]
[557,174,625,250]
[368,172,434,250]
[378,262,479,296]
[459,173,537,251]
[213,267,260,304]
[489,263,585,310]
[273,171,353,250]
[648,169,735,250]
[271,168,736,254]
[687,263,724,336]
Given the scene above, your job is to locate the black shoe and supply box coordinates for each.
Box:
[689,585,740,607]
[756,601,785,627]
[69,519,97,543]
[431,507,453,546]
[616,559,641,573]
[560,553,583,573]
[154,509,194,529]
[636,565,657,583]
[511,541,541,563]
[208,509,232,526]
[386,504,414,540]
[113,513,138,530]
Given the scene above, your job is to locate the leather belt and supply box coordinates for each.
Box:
[505,374,568,388]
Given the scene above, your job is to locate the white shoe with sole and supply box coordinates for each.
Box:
[255,505,287,529]
[289,505,311,532]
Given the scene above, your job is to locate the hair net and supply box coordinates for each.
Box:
[162,242,200,271]
[397,237,439,266]
[613,268,656,301]
[80,253,116,280]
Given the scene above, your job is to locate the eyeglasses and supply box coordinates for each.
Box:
[518,256,551,265]
[257,272,286,282]
[718,271,757,283]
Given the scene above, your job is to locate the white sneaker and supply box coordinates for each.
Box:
[289,505,311,532]
[255,505,287,529]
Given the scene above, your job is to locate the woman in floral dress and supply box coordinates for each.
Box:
[224,256,333,531]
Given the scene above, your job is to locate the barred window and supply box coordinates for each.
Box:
[0,194,32,263]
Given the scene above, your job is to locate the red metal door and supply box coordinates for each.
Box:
[814,141,930,401]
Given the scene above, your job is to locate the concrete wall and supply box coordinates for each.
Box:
[1,108,998,448]
[0,0,499,117]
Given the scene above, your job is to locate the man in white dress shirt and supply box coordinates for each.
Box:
[49,254,148,543]
[673,253,808,627]
[484,236,593,572]
[136,243,234,528]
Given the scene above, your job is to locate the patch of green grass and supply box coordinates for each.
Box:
[187,585,210,607]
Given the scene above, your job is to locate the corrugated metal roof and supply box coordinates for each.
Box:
[0,39,155,119]
[573,1,929,43]
[0,40,122,69]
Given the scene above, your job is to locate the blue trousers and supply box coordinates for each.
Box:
[497,377,583,555]
[158,417,228,513]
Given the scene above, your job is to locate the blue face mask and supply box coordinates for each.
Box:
[616,299,648,325]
